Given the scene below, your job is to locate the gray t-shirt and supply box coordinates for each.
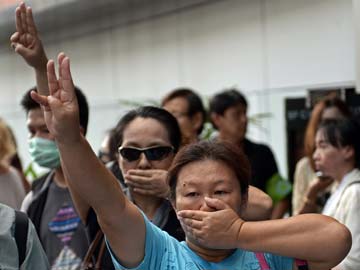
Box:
[0,166,25,210]
[0,203,49,270]
[40,181,89,270]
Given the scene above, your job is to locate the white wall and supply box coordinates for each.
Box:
[0,0,355,178]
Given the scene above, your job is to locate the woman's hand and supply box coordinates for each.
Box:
[177,197,244,249]
[10,2,48,70]
[124,169,170,198]
[30,53,81,145]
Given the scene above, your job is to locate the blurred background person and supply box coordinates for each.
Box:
[293,95,351,215]
[303,118,360,270]
[0,118,26,209]
[6,125,31,193]
[209,88,290,219]
[162,88,206,146]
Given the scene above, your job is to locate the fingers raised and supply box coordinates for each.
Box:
[20,3,28,36]
[47,60,59,96]
[26,7,37,35]
[59,56,75,102]
[58,52,66,89]
[15,7,23,34]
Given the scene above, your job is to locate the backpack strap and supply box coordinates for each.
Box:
[255,252,270,270]
[14,210,29,267]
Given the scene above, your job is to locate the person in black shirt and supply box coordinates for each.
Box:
[209,89,290,219]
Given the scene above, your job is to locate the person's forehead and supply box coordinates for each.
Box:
[322,107,343,120]
[163,96,189,112]
[177,159,237,186]
[315,129,327,142]
[122,117,170,146]
[27,108,45,124]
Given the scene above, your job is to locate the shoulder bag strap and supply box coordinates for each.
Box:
[255,252,270,270]
[82,229,104,269]
[14,210,29,267]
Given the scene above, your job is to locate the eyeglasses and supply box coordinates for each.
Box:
[118,145,174,162]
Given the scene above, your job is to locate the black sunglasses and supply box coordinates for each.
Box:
[118,146,174,162]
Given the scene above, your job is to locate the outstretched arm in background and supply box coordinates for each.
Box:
[243,186,273,221]
[31,54,147,268]
[10,2,48,94]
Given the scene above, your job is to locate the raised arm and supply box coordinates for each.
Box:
[11,2,94,225]
[242,186,273,221]
[178,198,351,270]
[10,2,48,95]
[31,54,146,268]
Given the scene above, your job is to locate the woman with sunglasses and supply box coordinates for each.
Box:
[108,105,184,240]
[31,54,351,270]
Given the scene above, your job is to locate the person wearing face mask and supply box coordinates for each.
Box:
[20,87,90,270]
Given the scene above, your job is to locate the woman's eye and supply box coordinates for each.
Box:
[186,192,199,197]
[214,190,227,195]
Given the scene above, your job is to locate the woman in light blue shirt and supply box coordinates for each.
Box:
[31,53,351,270]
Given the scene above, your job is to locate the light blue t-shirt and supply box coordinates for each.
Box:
[107,215,294,270]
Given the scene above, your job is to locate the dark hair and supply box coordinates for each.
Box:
[304,95,351,169]
[209,88,247,116]
[168,141,250,204]
[112,106,181,152]
[106,128,120,161]
[161,88,207,135]
[20,86,89,135]
[317,118,360,169]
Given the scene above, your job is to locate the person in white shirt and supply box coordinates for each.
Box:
[309,118,360,270]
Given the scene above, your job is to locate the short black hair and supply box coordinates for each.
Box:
[161,88,206,135]
[20,86,89,135]
[318,118,360,169]
[112,106,181,153]
[209,88,247,116]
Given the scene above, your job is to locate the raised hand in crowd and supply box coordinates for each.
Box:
[30,54,80,144]
[10,2,49,95]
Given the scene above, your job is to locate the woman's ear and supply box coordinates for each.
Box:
[170,198,177,212]
[343,145,355,161]
[79,126,85,136]
[210,112,221,129]
[191,112,203,132]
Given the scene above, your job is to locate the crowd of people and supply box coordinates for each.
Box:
[0,2,358,270]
